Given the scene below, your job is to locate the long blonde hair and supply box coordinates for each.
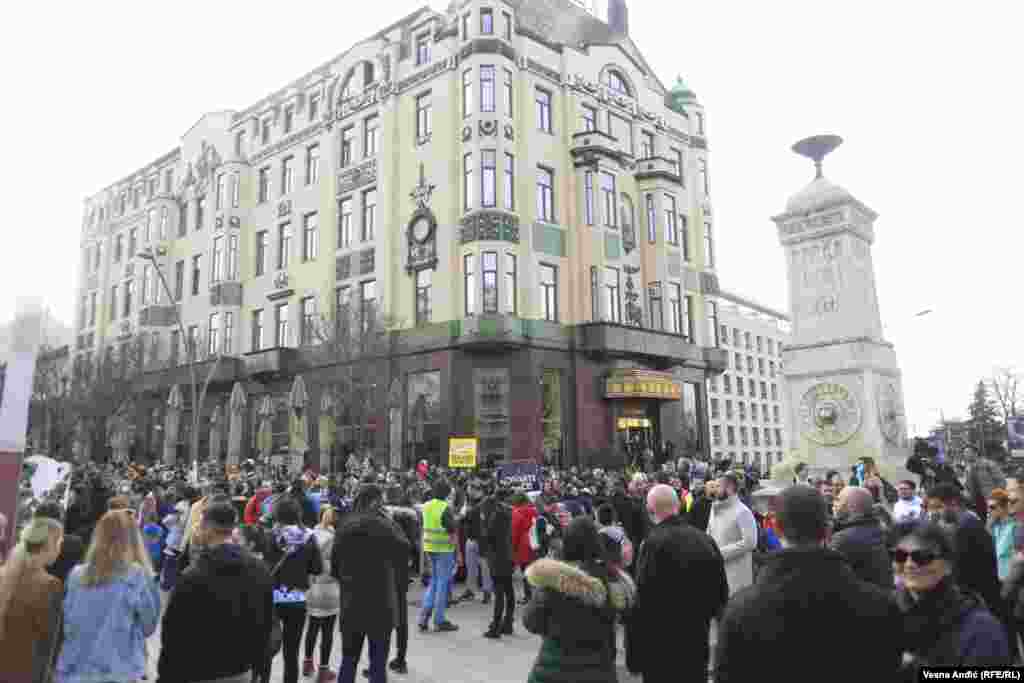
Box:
[318,506,337,530]
[0,517,63,639]
[80,510,153,587]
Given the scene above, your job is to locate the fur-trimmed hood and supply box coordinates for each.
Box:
[526,558,635,612]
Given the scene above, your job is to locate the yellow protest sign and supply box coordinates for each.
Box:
[448,437,478,468]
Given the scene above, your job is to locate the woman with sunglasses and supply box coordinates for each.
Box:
[890,522,1011,676]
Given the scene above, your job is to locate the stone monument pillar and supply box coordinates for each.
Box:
[773,135,912,482]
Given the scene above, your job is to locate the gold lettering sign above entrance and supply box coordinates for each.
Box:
[605,369,682,400]
[617,417,652,430]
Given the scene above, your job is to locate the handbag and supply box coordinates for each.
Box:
[265,550,291,658]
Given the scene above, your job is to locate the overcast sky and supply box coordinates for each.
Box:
[3,0,1021,436]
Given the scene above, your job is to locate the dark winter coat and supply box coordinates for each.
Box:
[626,515,728,680]
[611,492,649,548]
[830,514,894,589]
[331,510,410,637]
[262,525,323,595]
[714,547,904,683]
[688,495,713,533]
[896,578,1011,677]
[523,558,635,683]
[47,531,86,584]
[158,543,274,683]
[951,513,1004,616]
[481,501,515,577]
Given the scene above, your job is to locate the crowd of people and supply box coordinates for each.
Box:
[1,445,1022,682]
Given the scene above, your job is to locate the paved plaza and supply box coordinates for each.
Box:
[148,580,658,683]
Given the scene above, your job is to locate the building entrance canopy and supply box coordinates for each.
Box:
[605,369,682,400]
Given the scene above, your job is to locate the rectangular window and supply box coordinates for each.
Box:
[114,234,123,263]
[415,33,431,66]
[361,189,376,241]
[416,92,432,139]
[504,68,513,117]
[683,295,694,341]
[670,147,683,178]
[363,115,379,158]
[308,91,321,122]
[463,153,474,211]
[191,255,201,296]
[334,286,351,341]
[340,126,354,167]
[760,380,768,398]
[641,131,655,158]
[300,297,317,345]
[481,150,497,207]
[649,282,663,331]
[195,196,205,231]
[669,283,682,334]
[771,383,778,401]
[338,198,353,248]
[230,172,240,208]
[283,105,294,134]
[174,260,184,301]
[536,88,552,133]
[758,358,765,375]
[281,157,294,195]
[540,264,558,322]
[707,300,719,347]
[727,426,735,445]
[303,213,319,261]
[767,338,774,355]
[170,330,180,365]
[141,264,151,305]
[128,228,138,257]
[258,167,270,203]
[505,253,517,314]
[696,112,705,136]
[665,194,678,245]
[461,13,469,40]
[187,325,199,358]
[481,251,498,313]
[700,158,710,195]
[600,172,617,228]
[462,69,473,118]
[481,7,493,33]
[735,352,743,370]
[724,375,732,394]
[261,118,271,145]
[480,65,496,112]
[680,215,690,261]
[710,399,720,419]
[360,280,376,334]
[415,269,432,326]
[604,267,621,323]
[109,285,118,322]
[745,332,751,350]
[179,202,187,236]
[712,425,721,446]
[216,173,227,209]
[148,177,158,197]
[208,313,220,356]
[123,280,134,317]
[275,303,289,347]
[223,312,234,353]
[504,153,515,210]
[278,223,292,269]
[145,209,155,242]
[646,194,656,243]
[235,130,246,159]
[584,171,594,226]
[536,166,554,222]
[248,311,262,352]
[749,379,756,396]
[159,207,168,240]
[503,11,512,39]
[212,236,224,283]
[582,105,597,132]
[590,266,599,321]
[704,221,715,267]
[256,231,269,276]
[306,144,320,185]
[463,254,475,316]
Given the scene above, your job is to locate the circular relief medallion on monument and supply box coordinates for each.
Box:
[876,380,905,445]
[799,382,863,446]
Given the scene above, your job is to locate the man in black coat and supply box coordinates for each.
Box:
[611,484,649,550]
[333,484,410,683]
[34,502,86,584]
[627,484,728,683]
[714,486,903,683]
[158,501,274,683]
[830,486,893,589]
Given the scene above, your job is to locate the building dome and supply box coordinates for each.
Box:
[784,175,854,215]
[667,76,697,114]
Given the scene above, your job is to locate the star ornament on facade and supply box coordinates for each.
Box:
[410,162,436,210]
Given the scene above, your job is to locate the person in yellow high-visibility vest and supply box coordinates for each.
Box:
[418,480,459,633]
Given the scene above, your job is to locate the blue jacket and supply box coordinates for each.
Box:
[56,563,162,683]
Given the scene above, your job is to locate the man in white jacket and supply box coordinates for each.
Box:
[706,472,758,595]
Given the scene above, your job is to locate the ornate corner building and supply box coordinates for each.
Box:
[71,0,727,469]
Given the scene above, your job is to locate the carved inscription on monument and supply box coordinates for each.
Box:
[791,236,846,318]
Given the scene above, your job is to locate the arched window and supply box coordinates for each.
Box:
[339,61,377,100]
[605,69,631,97]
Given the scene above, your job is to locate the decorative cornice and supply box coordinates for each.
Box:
[336,158,378,196]
[783,335,894,353]
[249,122,324,165]
[396,57,453,95]
[527,58,562,87]
[460,210,520,244]
[459,38,517,64]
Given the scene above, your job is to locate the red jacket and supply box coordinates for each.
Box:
[244,488,272,526]
[511,504,537,566]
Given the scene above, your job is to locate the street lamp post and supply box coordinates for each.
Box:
[138,246,221,476]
